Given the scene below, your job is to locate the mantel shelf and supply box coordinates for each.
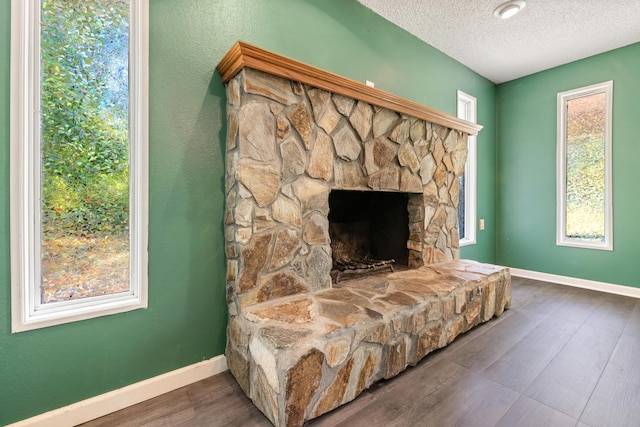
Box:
[216,41,483,136]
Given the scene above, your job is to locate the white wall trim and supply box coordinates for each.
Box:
[457,90,477,246]
[11,0,150,333]
[556,80,613,251]
[8,355,228,427]
[511,268,640,299]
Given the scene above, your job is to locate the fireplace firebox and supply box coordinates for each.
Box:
[329,190,410,282]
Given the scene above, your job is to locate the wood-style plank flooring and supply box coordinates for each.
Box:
[81,277,640,427]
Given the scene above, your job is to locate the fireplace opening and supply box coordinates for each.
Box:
[328,190,410,282]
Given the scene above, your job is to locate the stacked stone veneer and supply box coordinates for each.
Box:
[225,68,469,310]
[223,67,511,426]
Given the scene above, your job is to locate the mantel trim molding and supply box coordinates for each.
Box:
[216,41,483,136]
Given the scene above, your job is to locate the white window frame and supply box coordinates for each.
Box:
[10,0,149,332]
[556,81,613,251]
[457,90,477,246]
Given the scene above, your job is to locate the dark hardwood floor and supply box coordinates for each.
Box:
[81,277,640,427]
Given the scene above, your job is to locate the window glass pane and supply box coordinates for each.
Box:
[40,0,130,303]
[458,173,466,239]
[457,99,467,240]
[564,93,606,242]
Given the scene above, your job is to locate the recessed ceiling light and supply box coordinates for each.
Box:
[493,0,526,19]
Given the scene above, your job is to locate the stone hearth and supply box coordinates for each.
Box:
[217,42,510,426]
[229,260,510,426]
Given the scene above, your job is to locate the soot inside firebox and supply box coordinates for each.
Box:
[328,190,409,282]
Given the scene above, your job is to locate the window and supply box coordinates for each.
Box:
[557,81,613,250]
[457,90,477,246]
[10,0,148,332]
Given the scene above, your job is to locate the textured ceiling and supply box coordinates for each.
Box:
[357,0,640,83]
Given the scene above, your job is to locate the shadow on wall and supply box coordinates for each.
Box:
[148,68,228,355]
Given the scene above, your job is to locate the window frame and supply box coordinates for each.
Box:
[556,80,613,251]
[10,0,149,332]
[456,90,477,246]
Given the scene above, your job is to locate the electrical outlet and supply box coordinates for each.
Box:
[366,80,375,88]
[479,219,485,230]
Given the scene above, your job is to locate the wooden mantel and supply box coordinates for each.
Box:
[216,41,483,136]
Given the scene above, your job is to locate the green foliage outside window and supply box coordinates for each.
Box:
[40,0,130,238]
[40,0,131,302]
[565,93,606,241]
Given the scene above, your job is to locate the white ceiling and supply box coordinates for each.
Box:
[357,0,640,83]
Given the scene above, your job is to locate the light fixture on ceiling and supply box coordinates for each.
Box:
[493,0,526,19]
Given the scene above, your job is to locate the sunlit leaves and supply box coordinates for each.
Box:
[41,0,130,237]
[564,94,606,241]
[40,1,131,302]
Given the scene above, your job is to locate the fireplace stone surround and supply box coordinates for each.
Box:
[218,42,511,426]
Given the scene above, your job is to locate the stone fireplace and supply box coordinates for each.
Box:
[218,42,510,426]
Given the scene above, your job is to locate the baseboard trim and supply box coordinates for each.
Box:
[8,354,228,427]
[9,270,638,426]
[510,268,640,299]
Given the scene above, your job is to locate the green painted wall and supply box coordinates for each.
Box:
[0,0,495,423]
[496,42,640,287]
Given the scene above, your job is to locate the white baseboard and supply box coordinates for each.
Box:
[510,268,640,299]
[9,269,638,426]
[8,354,228,427]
